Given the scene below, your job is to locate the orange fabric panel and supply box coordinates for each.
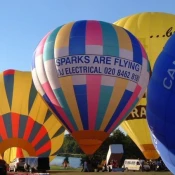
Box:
[72,131,109,155]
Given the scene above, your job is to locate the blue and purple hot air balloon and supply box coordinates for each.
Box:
[147,33,175,174]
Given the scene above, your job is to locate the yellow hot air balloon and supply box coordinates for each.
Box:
[0,69,65,158]
[114,12,175,159]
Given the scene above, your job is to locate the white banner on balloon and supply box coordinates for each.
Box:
[55,55,142,83]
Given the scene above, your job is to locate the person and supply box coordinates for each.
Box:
[0,159,7,175]
[24,163,29,172]
[102,161,107,172]
[62,157,69,169]
[84,160,89,172]
[81,160,84,172]
[139,159,144,172]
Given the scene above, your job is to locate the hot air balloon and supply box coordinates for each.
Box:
[147,33,175,174]
[32,20,150,155]
[0,70,65,158]
[114,12,175,159]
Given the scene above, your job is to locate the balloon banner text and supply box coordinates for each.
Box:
[55,55,141,83]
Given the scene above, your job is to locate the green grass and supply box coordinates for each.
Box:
[50,165,81,171]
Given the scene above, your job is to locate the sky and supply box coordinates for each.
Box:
[0,0,175,72]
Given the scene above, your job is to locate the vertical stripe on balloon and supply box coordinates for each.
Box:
[28,122,41,143]
[104,89,133,132]
[43,112,62,138]
[35,140,51,156]
[31,126,47,147]
[86,20,102,130]
[23,117,35,141]
[139,42,148,60]
[73,85,88,129]
[0,72,10,115]
[69,20,86,54]
[3,114,12,138]
[43,26,63,61]
[35,32,51,58]
[107,85,141,133]
[120,98,139,125]
[99,22,119,55]
[125,30,142,65]
[54,87,78,130]
[69,21,88,129]
[55,22,74,53]
[44,110,52,123]
[34,134,50,152]
[95,22,119,130]
[12,71,31,115]
[28,82,38,113]
[31,69,45,96]
[0,115,8,139]
[113,26,133,58]
[52,126,65,138]
[11,112,20,138]
[99,78,129,131]
[18,115,28,138]
[54,23,83,130]
[42,93,71,132]
[16,148,24,158]
[95,86,113,130]
[3,70,14,110]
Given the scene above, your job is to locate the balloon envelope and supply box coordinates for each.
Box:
[114,12,175,159]
[32,20,150,155]
[0,70,65,157]
[147,33,175,174]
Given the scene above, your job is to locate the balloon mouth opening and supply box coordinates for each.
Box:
[72,130,109,155]
[139,144,160,159]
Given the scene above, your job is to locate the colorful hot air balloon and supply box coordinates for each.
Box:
[32,20,150,155]
[147,33,175,174]
[114,12,175,159]
[0,70,65,157]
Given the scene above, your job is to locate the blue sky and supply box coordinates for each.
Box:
[0,0,175,72]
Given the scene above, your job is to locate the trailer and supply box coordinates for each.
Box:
[106,144,124,172]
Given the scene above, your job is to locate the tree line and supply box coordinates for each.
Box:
[58,129,145,166]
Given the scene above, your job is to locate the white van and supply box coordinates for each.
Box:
[122,159,150,171]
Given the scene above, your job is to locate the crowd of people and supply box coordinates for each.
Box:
[81,158,119,172]
[80,157,169,172]
[146,159,169,171]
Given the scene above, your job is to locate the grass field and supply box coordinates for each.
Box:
[48,171,173,175]
[49,166,173,175]
[7,166,173,175]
